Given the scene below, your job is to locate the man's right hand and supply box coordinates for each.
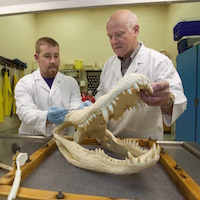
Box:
[47,106,68,124]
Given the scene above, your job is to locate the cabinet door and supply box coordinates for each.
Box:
[196,44,200,143]
[176,45,197,141]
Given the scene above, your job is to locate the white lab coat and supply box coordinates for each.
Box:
[15,69,82,137]
[96,43,187,140]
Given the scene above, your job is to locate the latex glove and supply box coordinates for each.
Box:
[79,100,93,109]
[47,106,68,124]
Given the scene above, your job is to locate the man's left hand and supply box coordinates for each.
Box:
[79,100,93,109]
[139,80,173,115]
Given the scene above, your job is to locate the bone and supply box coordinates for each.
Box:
[127,151,134,161]
[127,88,132,95]
[102,109,109,123]
[112,100,117,106]
[133,82,140,91]
[108,104,114,114]
[115,96,119,100]
[53,73,160,175]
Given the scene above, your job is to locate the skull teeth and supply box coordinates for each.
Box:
[91,144,160,165]
[100,146,158,163]
[108,104,114,114]
[127,88,132,95]
[115,96,119,100]
[95,148,106,156]
[102,109,109,123]
[77,82,147,130]
[133,82,140,92]
[112,100,117,106]
[128,151,134,161]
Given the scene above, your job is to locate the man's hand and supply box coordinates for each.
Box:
[139,80,173,115]
[47,106,68,124]
[79,100,93,109]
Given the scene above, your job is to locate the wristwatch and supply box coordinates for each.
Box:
[169,92,175,105]
[162,92,175,110]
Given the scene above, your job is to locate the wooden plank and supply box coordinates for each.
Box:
[159,151,200,200]
[0,138,56,185]
[0,185,125,200]
[0,163,13,171]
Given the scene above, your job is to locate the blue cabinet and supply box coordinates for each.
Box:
[197,44,200,143]
[176,43,200,143]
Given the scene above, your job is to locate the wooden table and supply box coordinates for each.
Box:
[0,137,200,200]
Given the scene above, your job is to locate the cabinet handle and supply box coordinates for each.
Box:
[194,97,199,107]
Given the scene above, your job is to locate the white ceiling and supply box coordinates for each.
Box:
[0,0,196,16]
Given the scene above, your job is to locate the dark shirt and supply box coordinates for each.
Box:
[119,42,141,76]
[43,77,54,89]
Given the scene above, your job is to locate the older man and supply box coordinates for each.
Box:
[96,10,187,140]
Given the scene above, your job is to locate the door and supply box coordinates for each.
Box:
[176,45,197,141]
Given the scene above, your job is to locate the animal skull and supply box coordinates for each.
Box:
[53,73,160,175]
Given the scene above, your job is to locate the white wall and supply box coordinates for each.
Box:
[0,2,200,132]
[35,5,168,67]
[166,2,200,66]
[0,14,36,131]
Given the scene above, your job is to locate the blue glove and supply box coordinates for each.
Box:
[79,100,93,109]
[47,106,68,124]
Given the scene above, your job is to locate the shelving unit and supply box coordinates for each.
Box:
[59,69,81,85]
[86,70,101,96]
[59,69,102,96]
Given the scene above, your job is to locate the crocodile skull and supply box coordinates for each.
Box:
[53,73,160,175]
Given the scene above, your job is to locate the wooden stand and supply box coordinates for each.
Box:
[0,137,199,200]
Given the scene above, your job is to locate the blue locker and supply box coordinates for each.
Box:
[176,43,200,143]
[196,44,200,143]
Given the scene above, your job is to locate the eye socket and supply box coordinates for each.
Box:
[43,53,51,58]
[108,35,112,40]
[43,54,59,59]
[54,54,59,58]
[115,32,123,37]
[108,31,125,40]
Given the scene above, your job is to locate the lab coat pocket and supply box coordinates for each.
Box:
[124,105,161,139]
[123,126,152,139]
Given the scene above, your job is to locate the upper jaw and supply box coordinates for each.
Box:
[53,73,160,175]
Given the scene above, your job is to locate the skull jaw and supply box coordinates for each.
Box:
[54,133,160,175]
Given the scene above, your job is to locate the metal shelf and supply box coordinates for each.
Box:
[59,69,81,85]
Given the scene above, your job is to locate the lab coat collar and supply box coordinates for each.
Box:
[50,72,62,94]
[33,69,49,92]
[125,42,146,74]
[113,42,146,78]
[112,56,140,79]
[33,68,61,93]
[112,58,123,79]
[134,42,146,64]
